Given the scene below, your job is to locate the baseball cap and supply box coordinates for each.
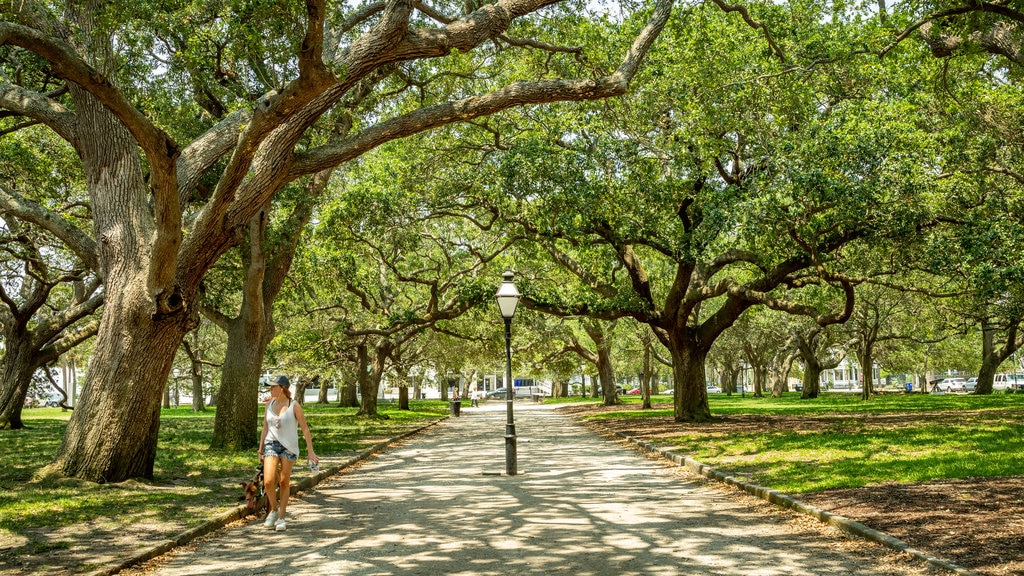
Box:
[263,374,290,388]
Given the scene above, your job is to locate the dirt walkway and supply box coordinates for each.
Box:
[129,402,950,576]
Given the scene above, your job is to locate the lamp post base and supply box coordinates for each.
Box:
[505,422,517,476]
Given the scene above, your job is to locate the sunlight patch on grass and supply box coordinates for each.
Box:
[598,394,1024,494]
[0,400,448,540]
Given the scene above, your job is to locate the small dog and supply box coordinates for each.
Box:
[240,465,266,516]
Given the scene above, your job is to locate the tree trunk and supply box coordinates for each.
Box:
[189,344,206,412]
[0,336,56,429]
[398,386,409,410]
[752,365,767,398]
[340,371,359,407]
[582,321,620,406]
[50,297,190,481]
[48,89,195,482]
[209,169,322,443]
[315,375,329,404]
[669,339,711,423]
[772,352,795,398]
[976,320,1006,395]
[209,314,271,450]
[343,344,369,409]
[801,359,822,399]
[412,374,422,401]
[294,376,309,405]
[358,339,393,417]
[858,344,874,401]
[641,339,653,409]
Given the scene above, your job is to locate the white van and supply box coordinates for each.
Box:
[514,385,549,399]
[991,373,1024,390]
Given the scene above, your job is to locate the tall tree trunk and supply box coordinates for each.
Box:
[641,335,653,409]
[183,332,207,412]
[975,318,1019,395]
[190,358,205,412]
[51,301,190,481]
[597,351,618,406]
[583,321,620,406]
[801,359,822,399]
[772,352,796,398]
[412,374,422,401]
[208,172,324,445]
[340,371,359,408]
[293,375,309,405]
[752,365,767,398]
[208,301,272,450]
[668,337,711,423]
[48,90,195,483]
[858,343,874,401]
[358,339,393,417]
[0,336,56,429]
[315,375,328,404]
[395,366,410,410]
[344,344,368,409]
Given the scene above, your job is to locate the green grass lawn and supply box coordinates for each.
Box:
[578,392,1024,493]
[0,401,449,541]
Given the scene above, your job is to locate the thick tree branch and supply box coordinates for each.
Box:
[880,2,1024,57]
[0,82,77,142]
[0,185,99,272]
[289,0,674,177]
[197,300,232,332]
[0,21,183,298]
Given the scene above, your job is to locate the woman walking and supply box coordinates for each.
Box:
[258,374,319,531]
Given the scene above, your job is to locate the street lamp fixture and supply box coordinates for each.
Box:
[495,269,521,476]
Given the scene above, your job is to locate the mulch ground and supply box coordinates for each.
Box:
[560,403,1024,576]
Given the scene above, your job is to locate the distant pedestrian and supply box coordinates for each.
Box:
[471,388,481,407]
[258,374,319,532]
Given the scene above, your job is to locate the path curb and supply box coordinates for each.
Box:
[608,430,981,576]
[89,418,446,576]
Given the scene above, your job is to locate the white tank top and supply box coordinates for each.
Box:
[265,399,300,456]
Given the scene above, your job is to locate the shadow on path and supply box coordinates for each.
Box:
[147,403,936,576]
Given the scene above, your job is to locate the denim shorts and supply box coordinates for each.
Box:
[263,440,298,462]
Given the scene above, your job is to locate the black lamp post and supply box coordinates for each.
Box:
[495,269,521,476]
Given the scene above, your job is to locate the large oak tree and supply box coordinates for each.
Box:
[493,1,937,421]
[0,0,674,481]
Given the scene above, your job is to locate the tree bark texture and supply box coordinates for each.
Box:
[49,89,196,481]
[0,336,55,429]
[670,342,711,423]
[583,322,620,407]
[210,317,271,450]
[51,298,189,481]
[801,361,822,399]
[358,339,394,417]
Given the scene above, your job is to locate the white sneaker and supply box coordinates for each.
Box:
[275,518,286,531]
[264,510,279,528]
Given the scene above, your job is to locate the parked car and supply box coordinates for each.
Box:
[626,388,642,395]
[485,388,508,399]
[937,378,967,392]
[965,377,977,392]
[706,385,723,394]
[662,389,674,395]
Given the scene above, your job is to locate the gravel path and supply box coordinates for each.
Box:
[143,402,944,576]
